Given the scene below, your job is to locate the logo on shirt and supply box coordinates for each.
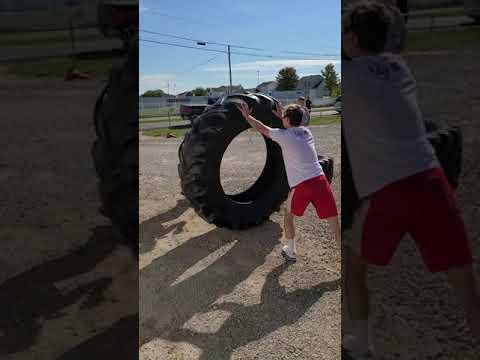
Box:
[291,128,309,140]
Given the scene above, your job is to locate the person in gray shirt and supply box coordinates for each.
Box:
[296,96,310,126]
[341,1,479,358]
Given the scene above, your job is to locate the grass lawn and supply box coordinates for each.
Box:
[405,27,480,52]
[140,108,176,118]
[310,115,341,125]
[142,128,188,138]
[409,7,467,19]
[139,116,182,123]
[7,57,114,78]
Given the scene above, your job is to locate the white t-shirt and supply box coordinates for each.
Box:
[342,53,439,198]
[269,127,323,188]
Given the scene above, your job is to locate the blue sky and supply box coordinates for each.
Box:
[139,0,341,95]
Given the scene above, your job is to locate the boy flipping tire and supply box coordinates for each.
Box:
[238,102,341,262]
[342,1,480,358]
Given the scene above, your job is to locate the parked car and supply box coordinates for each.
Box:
[334,96,342,114]
[465,0,480,22]
[179,97,220,124]
[179,104,208,122]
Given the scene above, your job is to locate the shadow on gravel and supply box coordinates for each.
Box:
[0,226,126,356]
[140,220,282,346]
[140,198,190,254]
[169,262,340,360]
[140,218,340,357]
[56,315,138,360]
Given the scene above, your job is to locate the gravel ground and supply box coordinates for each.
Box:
[0,71,137,359]
[139,124,341,360]
[342,48,480,359]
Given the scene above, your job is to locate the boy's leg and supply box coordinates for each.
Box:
[326,216,341,246]
[343,249,370,355]
[342,201,373,356]
[409,168,478,340]
[345,249,369,319]
[283,208,296,255]
[446,265,480,340]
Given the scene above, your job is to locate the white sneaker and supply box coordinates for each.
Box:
[281,245,297,262]
[342,335,374,359]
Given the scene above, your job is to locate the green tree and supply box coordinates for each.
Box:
[321,63,340,96]
[192,87,208,96]
[276,67,299,91]
[141,89,165,97]
[331,80,341,98]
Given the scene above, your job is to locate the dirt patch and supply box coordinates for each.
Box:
[140,125,342,359]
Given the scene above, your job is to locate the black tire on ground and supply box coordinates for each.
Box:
[91,65,139,251]
[427,126,462,189]
[341,124,463,230]
[178,93,334,229]
[318,155,334,184]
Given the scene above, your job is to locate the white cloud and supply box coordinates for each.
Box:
[139,73,174,94]
[203,59,340,72]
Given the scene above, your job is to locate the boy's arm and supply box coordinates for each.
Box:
[245,114,273,138]
[238,102,273,138]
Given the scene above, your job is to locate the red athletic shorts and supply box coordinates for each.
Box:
[349,167,473,272]
[287,175,338,219]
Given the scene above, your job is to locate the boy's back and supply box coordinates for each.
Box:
[270,126,323,188]
[343,53,439,198]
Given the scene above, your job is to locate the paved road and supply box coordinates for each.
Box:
[0,38,122,62]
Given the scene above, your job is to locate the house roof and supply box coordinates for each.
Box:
[209,85,244,92]
[257,81,276,88]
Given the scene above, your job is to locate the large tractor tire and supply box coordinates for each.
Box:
[178,93,334,230]
[91,57,138,252]
[342,121,463,230]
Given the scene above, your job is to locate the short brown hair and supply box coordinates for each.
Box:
[285,104,303,127]
[345,1,391,53]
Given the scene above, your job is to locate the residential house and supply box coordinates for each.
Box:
[297,75,328,98]
[255,81,277,94]
[207,85,244,98]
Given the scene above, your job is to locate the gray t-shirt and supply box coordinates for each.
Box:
[343,54,439,198]
[269,127,323,188]
[301,107,310,126]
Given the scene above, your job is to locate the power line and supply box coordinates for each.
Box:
[184,54,221,73]
[140,29,339,57]
[140,38,337,61]
[140,39,226,53]
[140,30,265,51]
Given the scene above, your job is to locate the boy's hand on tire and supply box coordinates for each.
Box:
[272,102,284,120]
[239,102,251,120]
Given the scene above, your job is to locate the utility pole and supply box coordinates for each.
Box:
[197,41,233,95]
[228,45,232,94]
[167,81,171,127]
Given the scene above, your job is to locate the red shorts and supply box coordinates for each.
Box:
[349,167,473,272]
[287,175,338,219]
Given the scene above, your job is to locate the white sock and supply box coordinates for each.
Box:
[286,238,296,254]
[343,320,369,355]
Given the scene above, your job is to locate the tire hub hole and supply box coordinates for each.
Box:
[220,130,267,196]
